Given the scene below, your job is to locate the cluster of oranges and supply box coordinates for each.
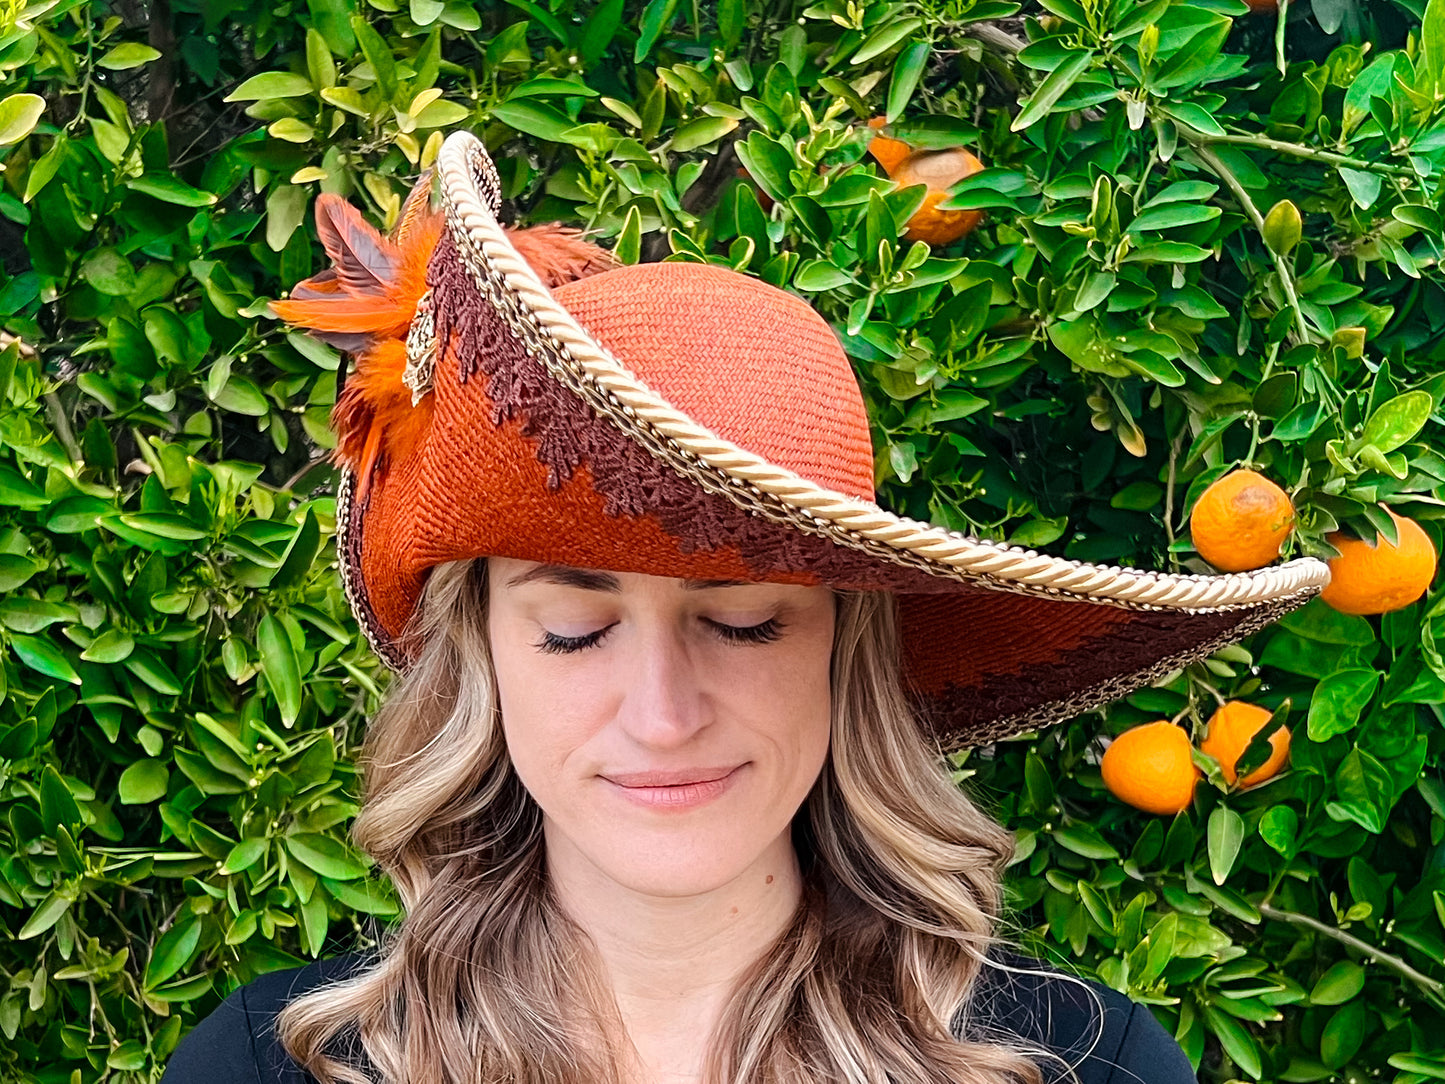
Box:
[1101,470,1438,814]
[1102,702,1290,815]
[740,118,986,247]
[1188,468,1437,616]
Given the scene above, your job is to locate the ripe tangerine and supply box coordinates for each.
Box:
[891,147,985,246]
[866,116,912,174]
[1199,701,1290,786]
[1189,469,1295,572]
[1320,509,1437,615]
[1100,720,1201,815]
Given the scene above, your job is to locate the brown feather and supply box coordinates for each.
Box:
[273,182,615,496]
[507,223,618,287]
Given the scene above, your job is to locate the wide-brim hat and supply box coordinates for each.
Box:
[276,129,1330,752]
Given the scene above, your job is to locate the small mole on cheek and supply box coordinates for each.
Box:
[765,875,774,885]
[730,906,738,915]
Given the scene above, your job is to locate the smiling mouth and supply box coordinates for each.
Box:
[602,765,743,787]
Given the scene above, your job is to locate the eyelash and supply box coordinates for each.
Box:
[535,618,785,655]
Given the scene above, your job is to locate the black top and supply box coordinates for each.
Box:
[160,951,1196,1083]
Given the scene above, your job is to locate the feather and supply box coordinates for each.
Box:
[271,176,616,505]
[508,223,618,287]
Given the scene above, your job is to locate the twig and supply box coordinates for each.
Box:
[1194,144,1311,345]
[1258,903,1445,1011]
[1196,131,1415,177]
[1274,0,1289,78]
[0,331,37,358]
[963,23,1026,55]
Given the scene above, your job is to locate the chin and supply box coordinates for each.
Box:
[595,831,763,897]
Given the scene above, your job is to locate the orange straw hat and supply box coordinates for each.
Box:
[273,130,1331,751]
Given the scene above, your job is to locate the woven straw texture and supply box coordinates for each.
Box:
[328,130,1332,748]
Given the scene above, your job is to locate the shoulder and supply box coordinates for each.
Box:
[962,950,1196,1084]
[160,952,372,1084]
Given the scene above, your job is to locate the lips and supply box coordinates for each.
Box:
[602,765,742,787]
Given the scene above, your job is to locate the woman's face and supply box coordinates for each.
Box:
[486,557,836,898]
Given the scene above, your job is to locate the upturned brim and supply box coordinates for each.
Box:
[333,130,1330,751]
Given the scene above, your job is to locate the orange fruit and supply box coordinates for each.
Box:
[1189,469,1295,572]
[1199,701,1290,786]
[891,147,985,245]
[1100,721,1201,815]
[1320,509,1437,614]
[866,116,912,174]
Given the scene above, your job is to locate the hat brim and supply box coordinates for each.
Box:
[334,130,1330,750]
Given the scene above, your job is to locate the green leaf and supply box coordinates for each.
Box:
[40,766,82,834]
[1423,0,1445,92]
[1161,101,1225,135]
[285,833,369,880]
[1361,390,1432,454]
[11,634,81,684]
[1310,961,1366,1006]
[1128,202,1221,233]
[223,72,315,102]
[1257,805,1298,855]
[271,510,322,592]
[412,100,471,128]
[117,514,207,541]
[1328,747,1393,834]
[1320,999,1367,1068]
[1012,51,1093,132]
[259,613,303,726]
[19,890,74,940]
[886,41,930,122]
[1051,823,1119,860]
[1203,1003,1263,1078]
[125,649,183,696]
[0,93,45,146]
[221,838,268,875]
[118,760,169,805]
[852,17,924,64]
[1207,805,1244,885]
[613,205,642,266]
[145,917,202,989]
[98,43,162,70]
[1307,669,1381,741]
[634,0,680,61]
[24,131,69,202]
[351,16,396,97]
[81,250,137,296]
[490,99,578,144]
[901,389,988,428]
[671,115,738,152]
[793,261,853,291]
[305,27,336,89]
[266,184,308,253]
[1338,166,1383,209]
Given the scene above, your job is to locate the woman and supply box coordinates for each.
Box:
[161,130,1327,1083]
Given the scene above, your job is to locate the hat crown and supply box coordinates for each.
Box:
[553,262,877,502]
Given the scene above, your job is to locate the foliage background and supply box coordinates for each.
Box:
[1,0,1443,1079]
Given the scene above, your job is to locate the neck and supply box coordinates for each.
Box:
[545,824,805,1081]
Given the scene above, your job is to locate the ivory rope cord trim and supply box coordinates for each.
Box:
[432,130,1330,615]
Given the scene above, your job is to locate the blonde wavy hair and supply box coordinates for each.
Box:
[279,558,1094,1083]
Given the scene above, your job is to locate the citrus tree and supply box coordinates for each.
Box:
[0,0,1443,1080]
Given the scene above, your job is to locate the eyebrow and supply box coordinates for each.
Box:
[504,564,749,593]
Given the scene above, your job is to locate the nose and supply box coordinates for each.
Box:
[614,620,713,748]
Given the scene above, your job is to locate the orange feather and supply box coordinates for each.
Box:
[271,174,617,505]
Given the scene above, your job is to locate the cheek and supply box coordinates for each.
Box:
[489,623,603,795]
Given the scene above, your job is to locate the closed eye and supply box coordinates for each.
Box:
[535,617,786,655]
